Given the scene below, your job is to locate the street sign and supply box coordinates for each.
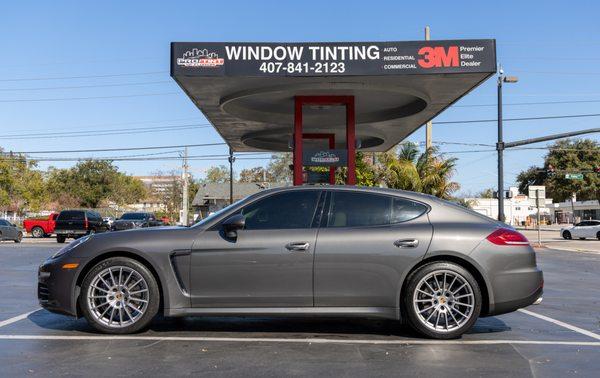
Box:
[528,185,546,200]
[565,173,584,180]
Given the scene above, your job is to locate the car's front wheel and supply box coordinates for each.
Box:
[562,231,572,240]
[79,257,159,334]
[404,262,481,339]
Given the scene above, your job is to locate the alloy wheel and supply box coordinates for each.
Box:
[412,270,475,333]
[86,266,149,328]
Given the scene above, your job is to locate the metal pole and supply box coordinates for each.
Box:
[497,74,505,222]
[425,26,432,150]
[182,147,189,226]
[228,147,235,204]
[536,189,541,247]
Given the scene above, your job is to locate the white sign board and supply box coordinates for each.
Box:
[528,185,546,200]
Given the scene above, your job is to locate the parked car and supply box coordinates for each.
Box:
[54,210,109,243]
[111,212,162,232]
[0,219,23,243]
[38,187,543,339]
[103,217,115,228]
[561,220,600,240]
[23,213,59,238]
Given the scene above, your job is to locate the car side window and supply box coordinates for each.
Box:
[240,191,321,230]
[59,211,84,221]
[391,198,428,223]
[0,219,8,226]
[327,191,391,228]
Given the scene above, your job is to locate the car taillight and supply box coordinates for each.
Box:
[486,228,530,246]
[84,219,89,229]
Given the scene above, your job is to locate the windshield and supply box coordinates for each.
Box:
[120,213,147,220]
[191,199,246,228]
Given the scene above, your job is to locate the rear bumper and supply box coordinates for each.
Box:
[55,230,88,235]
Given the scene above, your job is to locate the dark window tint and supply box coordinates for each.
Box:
[327,192,391,227]
[241,191,320,230]
[58,211,84,221]
[0,219,9,226]
[391,198,428,223]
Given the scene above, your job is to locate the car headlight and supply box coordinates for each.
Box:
[52,235,92,259]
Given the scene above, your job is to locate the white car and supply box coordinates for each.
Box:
[561,220,600,240]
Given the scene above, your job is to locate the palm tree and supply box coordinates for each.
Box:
[381,143,460,199]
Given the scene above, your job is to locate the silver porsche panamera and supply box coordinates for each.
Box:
[38,186,543,339]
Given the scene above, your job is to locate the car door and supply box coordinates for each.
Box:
[572,222,587,238]
[583,221,599,238]
[314,190,433,308]
[190,189,324,308]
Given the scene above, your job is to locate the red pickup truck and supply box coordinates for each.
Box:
[23,213,59,238]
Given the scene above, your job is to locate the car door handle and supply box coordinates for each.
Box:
[285,242,310,251]
[394,239,419,248]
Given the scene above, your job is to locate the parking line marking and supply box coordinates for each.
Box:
[0,310,41,329]
[0,334,598,346]
[519,309,600,341]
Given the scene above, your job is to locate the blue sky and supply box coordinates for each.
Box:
[1,0,599,194]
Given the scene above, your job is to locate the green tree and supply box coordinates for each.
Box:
[0,152,48,214]
[477,188,495,198]
[516,139,600,202]
[239,167,274,183]
[46,160,146,208]
[380,144,460,199]
[203,165,231,184]
[267,153,292,183]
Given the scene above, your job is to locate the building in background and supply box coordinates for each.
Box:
[466,187,553,226]
[191,182,282,220]
[551,200,600,224]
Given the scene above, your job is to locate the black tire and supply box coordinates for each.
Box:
[597,232,600,241]
[31,226,45,238]
[562,231,572,240]
[14,232,23,243]
[56,235,66,243]
[579,237,586,240]
[403,262,482,339]
[79,257,160,334]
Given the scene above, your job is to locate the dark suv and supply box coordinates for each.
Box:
[54,210,109,243]
[111,212,163,231]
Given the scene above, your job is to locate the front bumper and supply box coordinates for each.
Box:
[38,257,88,317]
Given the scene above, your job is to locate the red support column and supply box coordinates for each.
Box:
[346,97,356,185]
[293,97,303,186]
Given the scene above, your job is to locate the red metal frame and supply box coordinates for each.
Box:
[293,96,356,186]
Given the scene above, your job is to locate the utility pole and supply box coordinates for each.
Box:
[497,69,505,222]
[228,147,235,204]
[181,147,189,226]
[425,26,432,150]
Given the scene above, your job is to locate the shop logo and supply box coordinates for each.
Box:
[177,48,224,68]
[417,46,459,68]
[310,151,340,164]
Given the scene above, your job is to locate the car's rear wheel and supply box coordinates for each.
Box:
[31,227,44,238]
[56,235,66,243]
[14,232,23,243]
[79,257,159,334]
[597,232,600,240]
[404,262,481,339]
[562,231,572,240]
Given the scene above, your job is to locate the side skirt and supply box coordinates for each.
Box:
[164,307,400,320]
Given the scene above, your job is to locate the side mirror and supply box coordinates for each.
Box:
[222,214,245,239]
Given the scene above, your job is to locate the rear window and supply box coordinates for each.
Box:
[326,192,428,228]
[58,211,84,221]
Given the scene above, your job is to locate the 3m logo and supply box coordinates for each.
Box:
[417,46,459,68]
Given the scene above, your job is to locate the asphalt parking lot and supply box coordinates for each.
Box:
[1,239,599,377]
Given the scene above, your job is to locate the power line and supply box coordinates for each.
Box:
[0,70,168,82]
[0,80,172,92]
[435,112,600,124]
[10,117,202,134]
[0,92,179,103]
[0,123,213,140]
[452,99,600,108]
[7,142,228,155]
